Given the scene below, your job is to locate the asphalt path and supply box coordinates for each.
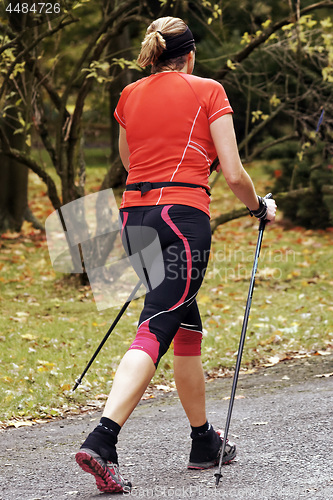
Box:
[0,353,332,500]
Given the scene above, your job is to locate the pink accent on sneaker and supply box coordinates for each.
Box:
[216,429,235,465]
[75,450,128,493]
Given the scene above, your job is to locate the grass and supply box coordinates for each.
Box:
[0,161,332,425]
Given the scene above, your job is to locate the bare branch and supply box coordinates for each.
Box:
[210,188,312,233]
[0,17,77,101]
[60,0,140,108]
[210,207,248,233]
[238,103,286,153]
[189,4,223,46]
[244,133,299,163]
[210,103,287,188]
[32,91,58,169]
[57,1,141,184]
[25,56,65,113]
[0,31,25,56]
[67,13,145,184]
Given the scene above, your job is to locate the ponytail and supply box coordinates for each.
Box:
[137,31,166,68]
[137,17,188,69]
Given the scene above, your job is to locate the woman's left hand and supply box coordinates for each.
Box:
[265,198,277,224]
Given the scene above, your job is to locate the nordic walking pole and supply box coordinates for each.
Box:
[215,193,273,487]
[72,279,142,392]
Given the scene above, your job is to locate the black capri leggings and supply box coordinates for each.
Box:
[119,204,211,367]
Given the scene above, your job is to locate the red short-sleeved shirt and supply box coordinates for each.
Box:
[114,72,233,217]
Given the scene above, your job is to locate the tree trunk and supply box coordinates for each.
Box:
[0,111,28,232]
[0,8,37,232]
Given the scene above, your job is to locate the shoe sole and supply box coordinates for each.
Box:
[75,450,124,493]
[187,455,236,470]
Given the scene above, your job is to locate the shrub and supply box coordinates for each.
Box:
[272,141,333,229]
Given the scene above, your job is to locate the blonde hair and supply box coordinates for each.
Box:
[137,17,188,70]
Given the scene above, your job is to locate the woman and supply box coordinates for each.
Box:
[75,17,277,494]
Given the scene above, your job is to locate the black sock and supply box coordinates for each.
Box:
[80,417,121,463]
[99,417,121,436]
[191,421,210,437]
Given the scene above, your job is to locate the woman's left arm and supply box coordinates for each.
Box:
[119,125,130,171]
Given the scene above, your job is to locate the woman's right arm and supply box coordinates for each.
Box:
[210,113,276,222]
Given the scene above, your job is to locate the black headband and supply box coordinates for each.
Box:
[157,26,195,62]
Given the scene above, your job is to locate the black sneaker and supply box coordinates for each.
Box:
[187,426,236,469]
[76,448,132,493]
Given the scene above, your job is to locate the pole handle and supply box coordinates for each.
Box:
[259,193,273,231]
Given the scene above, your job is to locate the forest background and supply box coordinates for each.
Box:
[0,0,332,427]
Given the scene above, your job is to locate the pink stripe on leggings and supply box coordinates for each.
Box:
[120,211,128,240]
[161,205,192,310]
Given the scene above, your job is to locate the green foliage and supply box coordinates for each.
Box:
[82,61,114,84]
[110,57,142,72]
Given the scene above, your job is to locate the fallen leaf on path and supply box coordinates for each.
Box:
[314,372,333,378]
[223,395,245,400]
[8,420,33,428]
[155,384,174,392]
[240,368,257,375]
[263,355,280,367]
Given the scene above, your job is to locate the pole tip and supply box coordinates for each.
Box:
[72,378,81,392]
[214,472,222,487]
